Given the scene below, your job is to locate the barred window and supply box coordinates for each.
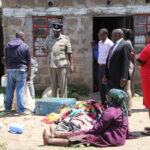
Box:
[134,15,150,52]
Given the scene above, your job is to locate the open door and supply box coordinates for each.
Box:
[92,16,134,92]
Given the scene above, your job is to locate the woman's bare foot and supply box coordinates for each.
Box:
[43,129,50,145]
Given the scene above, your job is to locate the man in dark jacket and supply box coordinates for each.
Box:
[102,29,131,90]
[4,31,31,115]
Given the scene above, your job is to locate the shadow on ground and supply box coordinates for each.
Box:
[132,108,148,113]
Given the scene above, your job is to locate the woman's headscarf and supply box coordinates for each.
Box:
[108,88,128,120]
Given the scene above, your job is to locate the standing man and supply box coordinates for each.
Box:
[4,31,31,115]
[98,28,113,107]
[42,23,73,98]
[103,29,131,90]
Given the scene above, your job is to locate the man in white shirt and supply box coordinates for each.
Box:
[98,28,113,107]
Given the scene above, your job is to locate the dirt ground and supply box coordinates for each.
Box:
[0,96,150,150]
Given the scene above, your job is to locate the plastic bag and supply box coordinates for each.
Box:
[1,75,7,87]
[13,83,35,112]
[9,123,24,134]
[0,94,5,108]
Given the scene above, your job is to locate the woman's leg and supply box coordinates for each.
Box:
[43,129,70,146]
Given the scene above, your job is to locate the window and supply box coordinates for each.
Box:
[32,16,63,57]
[134,15,150,52]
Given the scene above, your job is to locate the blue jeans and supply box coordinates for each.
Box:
[5,71,27,112]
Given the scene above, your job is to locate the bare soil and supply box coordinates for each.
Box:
[0,96,150,150]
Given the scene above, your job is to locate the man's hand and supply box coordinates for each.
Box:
[70,65,74,74]
[120,79,127,88]
[102,76,108,85]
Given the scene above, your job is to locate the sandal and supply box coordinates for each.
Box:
[141,131,150,136]
[144,127,150,131]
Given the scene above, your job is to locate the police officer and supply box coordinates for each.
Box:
[42,23,73,98]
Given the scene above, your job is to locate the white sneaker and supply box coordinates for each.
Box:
[18,111,31,115]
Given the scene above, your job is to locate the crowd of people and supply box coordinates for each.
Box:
[2,22,150,147]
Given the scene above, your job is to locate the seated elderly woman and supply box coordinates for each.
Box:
[43,89,131,147]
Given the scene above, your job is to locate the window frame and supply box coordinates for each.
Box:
[134,14,150,52]
[32,16,63,57]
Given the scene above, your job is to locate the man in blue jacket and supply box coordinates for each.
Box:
[4,31,31,115]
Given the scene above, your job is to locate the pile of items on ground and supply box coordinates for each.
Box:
[41,99,104,132]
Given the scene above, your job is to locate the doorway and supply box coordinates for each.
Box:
[92,16,133,92]
[93,16,133,42]
[0,9,4,86]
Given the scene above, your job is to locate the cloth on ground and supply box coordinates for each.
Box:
[55,114,93,132]
[41,99,104,127]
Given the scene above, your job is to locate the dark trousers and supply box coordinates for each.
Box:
[93,60,99,91]
[98,66,107,105]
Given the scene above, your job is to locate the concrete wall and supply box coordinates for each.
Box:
[1,0,150,89]
[1,0,147,8]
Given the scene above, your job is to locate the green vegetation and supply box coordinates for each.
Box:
[35,84,90,99]
[0,87,5,94]
[35,88,44,99]
[134,87,143,96]
[68,84,90,98]
[0,84,90,100]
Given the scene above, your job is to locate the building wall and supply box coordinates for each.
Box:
[1,0,150,89]
[1,0,147,8]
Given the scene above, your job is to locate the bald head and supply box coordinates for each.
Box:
[16,31,25,41]
[111,29,123,42]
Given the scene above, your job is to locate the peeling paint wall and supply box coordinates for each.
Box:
[1,0,150,89]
